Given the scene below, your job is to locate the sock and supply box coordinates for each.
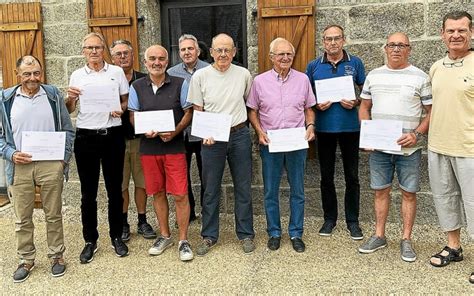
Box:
[138,213,147,225]
[122,212,128,225]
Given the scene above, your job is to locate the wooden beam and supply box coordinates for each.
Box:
[261,6,313,18]
[88,17,131,27]
[0,22,39,32]
[291,16,308,54]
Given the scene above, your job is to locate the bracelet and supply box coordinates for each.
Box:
[305,123,315,129]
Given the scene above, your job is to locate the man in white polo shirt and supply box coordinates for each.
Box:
[67,32,129,263]
[358,32,432,262]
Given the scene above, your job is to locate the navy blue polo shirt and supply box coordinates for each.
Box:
[306,50,366,133]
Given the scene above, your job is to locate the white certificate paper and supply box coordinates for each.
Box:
[191,111,232,142]
[315,75,356,103]
[21,131,66,161]
[359,120,403,151]
[79,83,121,113]
[267,127,309,153]
[134,110,175,134]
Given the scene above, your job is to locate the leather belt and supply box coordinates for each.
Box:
[76,126,121,136]
[230,122,246,133]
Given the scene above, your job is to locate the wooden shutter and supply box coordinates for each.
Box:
[257,0,315,73]
[0,2,45,88]
[87,0,139,70]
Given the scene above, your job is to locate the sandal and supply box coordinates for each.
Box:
[469,272,474,284]
[430,246,463,267]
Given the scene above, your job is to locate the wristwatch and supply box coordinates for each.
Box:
[413,131,423,141]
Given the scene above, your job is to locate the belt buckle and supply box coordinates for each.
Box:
[97,128,108,135]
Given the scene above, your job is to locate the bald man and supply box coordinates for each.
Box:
[128,45,193,262]
[358,32,432,262]
[187,33,255,256]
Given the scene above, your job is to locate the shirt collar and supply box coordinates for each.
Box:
[84,61,109,74]
[321,49,350,64]
[145,73,171,87]
[271,68,292,82]
[15,86,46,99]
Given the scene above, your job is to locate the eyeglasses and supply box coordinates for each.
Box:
[83,46,104,52]
[112,51,131,58]
[385,43,410,50]
[20,71,41,78]
[443,58,464,68]
[212,47,234,55]
[271,52,294,59]
[323,36,343,43]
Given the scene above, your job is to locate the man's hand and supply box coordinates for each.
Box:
[340,99,357,110]
[305,125,315,142]
[158,131,175,143]
[12,151,32,164]
[110,110,123,118]
[202,137,215,146]
[397,132,417,148]
[316,101,332,111]
[144,130,160,138]
[257,132,270,145]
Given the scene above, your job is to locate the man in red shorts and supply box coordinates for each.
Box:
[128,45,193,261]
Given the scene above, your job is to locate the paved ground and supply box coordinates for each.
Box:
[1,203,473,295]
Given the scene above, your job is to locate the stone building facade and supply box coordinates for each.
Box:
[0,0,472,222]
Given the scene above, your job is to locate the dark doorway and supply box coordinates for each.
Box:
[160,0,247,67]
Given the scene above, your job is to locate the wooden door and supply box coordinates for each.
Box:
[0,2,45,88]
[87,0,139,70]
[257,0,315,73]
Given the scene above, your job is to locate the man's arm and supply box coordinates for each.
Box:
[248,108,269,145]
[358,99,372,121]
[66,86,81,114]
[304,107,316,141]
[158,108,192,143]
[397,104,432,148]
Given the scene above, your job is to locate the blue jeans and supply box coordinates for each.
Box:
[261,146,307,238]
[200,126,254,242]
[369,150,422,193]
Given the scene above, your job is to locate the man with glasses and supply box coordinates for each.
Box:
[306,25,366,240]
[168,34,209,223]
[67,32,130,263]
[187,33,255,256]
[1,56,74,282]
[358,32,432,262]
[427,11,473,283]
[128,45,193,261]
[247,38,316,252]
[109,39,156,242]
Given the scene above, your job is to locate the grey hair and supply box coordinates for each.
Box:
[110,39,133,53]
[16,55,42,70]
[269,37,295,55]
[82,32,106,48]
[178,34,200,50]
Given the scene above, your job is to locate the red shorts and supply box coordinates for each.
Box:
[140,153,188,196]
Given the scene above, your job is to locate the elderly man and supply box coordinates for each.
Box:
[427,11,473,282]
[128,45,193,261]
[109,39,156,242]
[306,25,366,239]
[247,38,315,252]
[0,56,74,282]
[168,34,209,222]
[187,33,255,256]
[358,32,432,262]
[67,32,130,262]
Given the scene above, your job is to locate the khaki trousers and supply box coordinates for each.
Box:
[10,161,65,263]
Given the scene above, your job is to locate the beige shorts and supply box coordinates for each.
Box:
[122,138,145,191]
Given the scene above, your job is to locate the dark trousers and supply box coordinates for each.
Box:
[74,126,125,243]
[185,137,204,217]
[317,131,360,225]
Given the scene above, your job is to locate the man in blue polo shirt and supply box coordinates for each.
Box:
[306,24,366,240]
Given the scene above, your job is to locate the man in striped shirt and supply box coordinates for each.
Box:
[358,32,432,262]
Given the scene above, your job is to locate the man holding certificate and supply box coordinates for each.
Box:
[67,33,130,263]
[128,45,194,262]
[187,33,255,256]
[358,32,432,262]
[0,55,74,282]
[305,25,366,240]
[247,38,316,252]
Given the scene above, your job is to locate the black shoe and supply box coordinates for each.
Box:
[111,238,129,257]
[291,237,305,253]
[13,262,34,283]
[319,221,336,236]
[121,224,131,242]
[79,242,97,264]
[137,222,157,239]
[51,258,66,277]
[347,223,363,240]
[267,237,281,251]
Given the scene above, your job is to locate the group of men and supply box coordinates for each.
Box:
[1,10,472,284]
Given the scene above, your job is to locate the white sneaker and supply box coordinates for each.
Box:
[148,236,173,256]
[179,240,194,261]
